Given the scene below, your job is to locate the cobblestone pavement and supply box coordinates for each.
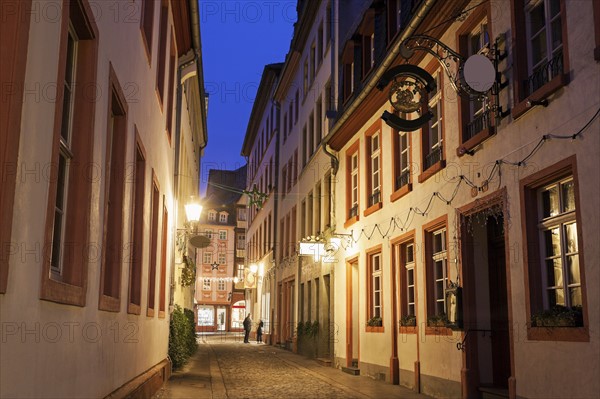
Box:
[212,339,355,398]
[155,333,431,399]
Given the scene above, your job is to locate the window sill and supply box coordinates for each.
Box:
[399,326,417,334]
[40,278,86,307]
[344,215,359,229]
[158,310,166,319]
[527,326,589,342]
[366,326,384,333]
[457,127,495,157]
[425,326,453,336]
[363,202,382,217]
[512,73,569,120]
[390,184,412,202]
[418,160,446,184]
[99,294,121,312]
[128,303,141,315]
[147,308,155,317]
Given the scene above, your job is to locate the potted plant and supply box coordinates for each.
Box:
[400,314,417,327]
[427,313,448,327]
[531,305,583,327]
[367,316,383,327]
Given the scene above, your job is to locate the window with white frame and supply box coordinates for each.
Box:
[203,252,213,264]
[538,177,581,309]
[218,252,226,265]
[204,229,213,239]
[525,0,563,93]
[369,252,382,320]
[219,230,227,240]
[208,210,217,222]
[237,264,244,280]
[237,208,246,221]
[405,243,416,317]
[431,228,448,316]
[203,278,211,291]
[219,212,228,223]
[466,20,491,139]
[369,131,381,206]
[424,71,443,170]
[349,152,359,218]
[50,26,78,276]
[237,233,245,249]
[398,130,410,190]
[217,279,226,291]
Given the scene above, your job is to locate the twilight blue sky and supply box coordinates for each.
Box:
[199,0,296,194]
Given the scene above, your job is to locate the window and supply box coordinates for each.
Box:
[310,41,316,82]
[129,138,146,314]
[403,242,416,317]
[219,230,227,240]
[204,252,213,264]
[219,212,228,223]
[359,10,375,78]
[342,42,355,102]
[100,66,128,312]
[147,178,160,316]
[316,97,322,145]
[318,23,324,63]
[419,70,445,182]
[392,114,411,199]
[426,224,448,319]
[237,264,245,280]
[204,229,213,239]
[367,250,383,328]
[203,278,211,291]
[303,58,309,97]
[218,280,226,291]
[366,126,382,211]
[315,183,322,234]
[309,112,315,156]
[156,0,169,107]
[237,234,245,249]
[307,191,314,236]
[326,4,332,44]
[140,0,155,60]
[218,252,226,265]
[288,102,293,132]
[165,32,176,141]
[295,90,299,124]
[387,0,403,41]
[1,0,33,293]
[283,113,288,141]
[521,157,587,340]
[282,165,288,198]
[237,208,246,221]
[40,0,98,305]
[511,0,568,118]
[302,125,308,166]
[208,210,217,222]
[346,141,360,222]
[159,203,168,316]
[457,10,494,152]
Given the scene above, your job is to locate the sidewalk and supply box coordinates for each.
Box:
[154,333,432,399]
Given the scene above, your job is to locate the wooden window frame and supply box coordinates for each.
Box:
[345,140,360,228]
[341,41,355,103]
[520,155,589,342]
[140,0,155,63]
[510,0,570,119]
[0,0,32,293]
[99,63,129,312]
[366,245,384,333]
[40,0,98,306]
[423,215,452,335]
[456,4,496,156]
[155,0,169,109]
[418,66,446,184]
[364,120,382,217]
[391,112,413,202]
[128,130,146,315]
[147,172,160,317]
[158,200,168,318]
[165,30,176,144]
[392,231,418,334]
[358,9,375,80]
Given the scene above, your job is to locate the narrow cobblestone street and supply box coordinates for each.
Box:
[154,334,430,399]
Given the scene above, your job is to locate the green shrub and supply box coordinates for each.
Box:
[531,305,583,327]
[169,305,198,370]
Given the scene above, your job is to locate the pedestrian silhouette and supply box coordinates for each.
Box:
[257,320,264,343]
[243,314,252,343]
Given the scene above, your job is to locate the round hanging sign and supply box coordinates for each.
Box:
[462,54,496,93]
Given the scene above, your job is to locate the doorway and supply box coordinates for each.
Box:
[462,208,511,396]
[216,307,227,331]
[346,260,359,368]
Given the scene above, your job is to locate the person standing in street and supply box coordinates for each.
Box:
[243,314,252,343]
[256,319,264,343]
